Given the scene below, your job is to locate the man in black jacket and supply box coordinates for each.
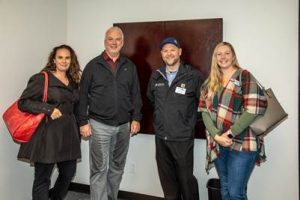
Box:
[78,26,142,200]
[147,37,203,200]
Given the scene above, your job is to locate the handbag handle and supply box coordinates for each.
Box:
[254,78,265,91]
[41,71,48,102]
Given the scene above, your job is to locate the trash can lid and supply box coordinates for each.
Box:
[207,178,221,189]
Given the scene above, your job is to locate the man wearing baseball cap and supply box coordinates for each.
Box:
[147,37,203,200]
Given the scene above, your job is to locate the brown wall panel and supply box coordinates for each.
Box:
[165,19,223,77]
[114,19,223,139]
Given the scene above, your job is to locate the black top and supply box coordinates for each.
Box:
[147,63,204,141]
[78,53,142,126]
[17,72,81,163]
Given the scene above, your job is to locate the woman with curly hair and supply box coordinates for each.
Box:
[17,44,82,200]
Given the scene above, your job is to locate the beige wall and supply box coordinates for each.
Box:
[0,0,67,199]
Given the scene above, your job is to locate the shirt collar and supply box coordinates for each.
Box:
[102,51,120,63]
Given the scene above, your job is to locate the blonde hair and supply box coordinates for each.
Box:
[205,42,240,96]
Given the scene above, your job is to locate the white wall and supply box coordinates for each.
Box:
[0,0,298,200]
[0,0,67,199]
[67,0,298,200]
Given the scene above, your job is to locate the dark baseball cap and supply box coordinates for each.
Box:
[160,37,181,50]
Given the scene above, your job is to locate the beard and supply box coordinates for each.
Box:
[164,57,180,67]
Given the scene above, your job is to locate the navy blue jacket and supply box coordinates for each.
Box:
[147,63,204,141]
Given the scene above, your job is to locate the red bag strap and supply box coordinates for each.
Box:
[41,71,48,102]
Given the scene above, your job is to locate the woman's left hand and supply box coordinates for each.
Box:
[214,133,233,147]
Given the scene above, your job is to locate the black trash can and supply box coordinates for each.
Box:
[207,178,222,200]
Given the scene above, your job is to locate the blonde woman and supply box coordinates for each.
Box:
[199,42,267,200]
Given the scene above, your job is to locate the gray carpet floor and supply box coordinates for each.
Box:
[65,191,127,200]
[65,191,89,200]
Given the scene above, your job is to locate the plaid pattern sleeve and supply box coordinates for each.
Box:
[241,70,267,115]
[198,86,209,113]
[199,87,220,172]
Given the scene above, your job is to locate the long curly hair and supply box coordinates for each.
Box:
[205,42,240,96]
[42,44,81,83]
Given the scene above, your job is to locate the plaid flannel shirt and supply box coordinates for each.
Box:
[199,69,267,172]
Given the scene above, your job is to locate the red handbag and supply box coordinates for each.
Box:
[2,71,48,143]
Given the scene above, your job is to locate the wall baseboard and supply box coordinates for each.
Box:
[68,182,164,200]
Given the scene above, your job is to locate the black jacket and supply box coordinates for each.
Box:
[78,54,142,126]
[147,63,204,141]
[18,72,81,163]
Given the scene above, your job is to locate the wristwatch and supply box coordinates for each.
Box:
[227,130,234,139]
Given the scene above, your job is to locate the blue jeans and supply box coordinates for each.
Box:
[214,147,257,200]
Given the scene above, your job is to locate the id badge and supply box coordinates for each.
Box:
[232,79,241,86]
[175,87,186,95]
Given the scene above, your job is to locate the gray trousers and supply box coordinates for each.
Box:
[89,119,130,200]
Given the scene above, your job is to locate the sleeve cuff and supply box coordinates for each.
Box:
[79,120,89,127]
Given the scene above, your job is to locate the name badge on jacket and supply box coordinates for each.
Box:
[175,86,186,95]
